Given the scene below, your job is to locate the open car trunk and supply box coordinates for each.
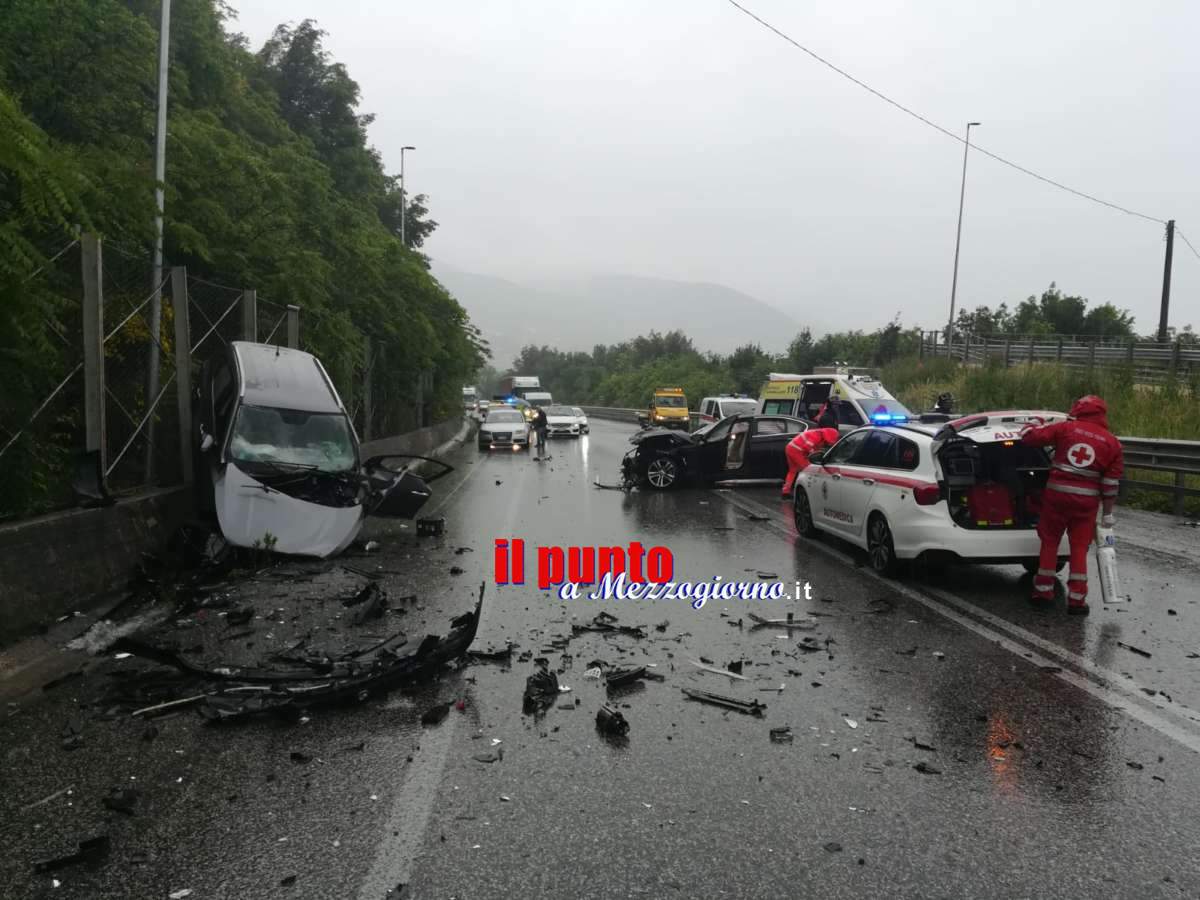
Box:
[933,412,1065,530]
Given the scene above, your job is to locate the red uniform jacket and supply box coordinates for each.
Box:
[1020,396,1123,505]
[788,427,840,467]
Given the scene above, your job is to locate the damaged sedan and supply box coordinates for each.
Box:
[194,341,451,557]
[622,414,812,489]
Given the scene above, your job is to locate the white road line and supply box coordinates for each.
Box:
[713,489,1200,755]
[355,716,458,900]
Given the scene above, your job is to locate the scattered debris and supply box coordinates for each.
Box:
[605,666,648,689]
[690,659,747,681]
[1126,761,1145,770]
[169,890,193,900]
[824,842,843,853]
[523,667,560,715]
[769,726,794,744]
[756,571,778,579]
[33,834,111,873]
[913,762,942,775]
[1117,641,1152,659]
[681,688,765,717]
[449,566,465,576]
[844,718,858,729]
[280,875,297,887]
[595,704,630,736]
[907,738,937,753]
[748,612,817,630]
[932,651,945,661]
[454,546,473,555]
[21,785,75,813]
[289,751,313,764]
[572,612,646,639]
[225,606,255,627]
[467,644,513,662]
[472,750,503,764]
[583,667,603,679]
[416,517,445,537]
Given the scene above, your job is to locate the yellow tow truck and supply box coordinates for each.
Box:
[639,387,690,430]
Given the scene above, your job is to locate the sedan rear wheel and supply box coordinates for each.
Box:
[645,455,679,490]
[867,514,903,577]
[793,488,818,538]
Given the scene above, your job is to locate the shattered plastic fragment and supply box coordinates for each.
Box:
[769,726,794,744]
[681,688,765,716]
[913,762,942,775]
[583,667,603,680]
[596,704,630,736]
[844,718,858,729]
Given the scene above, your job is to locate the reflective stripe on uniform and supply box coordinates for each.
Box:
[1102,488,1119,497]
[1068,573,1087,581]
[1054,463,1100,479]
[1101,477,1120,485]
[1037,568,1057,577]
[1047,482,1101,497]
[1068,590,1087,601]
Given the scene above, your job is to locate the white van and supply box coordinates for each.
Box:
[758,368,910,429]
[524,391,554,408]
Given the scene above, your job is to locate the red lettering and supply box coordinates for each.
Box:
[568,547,596,584]
[628,541,645,583]
[597,546,626,580]
[646,547,672,583]
[513,538,525,584]
[494,539,509,584]
[537,546,564,589]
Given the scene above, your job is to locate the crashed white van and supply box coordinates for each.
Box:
[194,341,449,558]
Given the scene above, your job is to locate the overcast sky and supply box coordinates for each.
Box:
[229,0,1199,337]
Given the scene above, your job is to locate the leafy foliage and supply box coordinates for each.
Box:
[0,0,483,515]
[954,284,1137,339]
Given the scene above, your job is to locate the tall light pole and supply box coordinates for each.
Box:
[946,121,980,357]
[400,145,415,247]
[145,0,172,479]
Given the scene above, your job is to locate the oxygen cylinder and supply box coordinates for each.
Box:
[1094,523,1124,603]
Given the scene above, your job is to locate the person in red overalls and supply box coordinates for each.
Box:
[782,425,841,498]
[1020,395,1123,615]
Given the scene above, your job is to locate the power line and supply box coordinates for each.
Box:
[724,0,1165,225]
[1177,228,1200,264]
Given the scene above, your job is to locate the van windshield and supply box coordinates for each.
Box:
[655,395,687,408]
[229,406,357,473]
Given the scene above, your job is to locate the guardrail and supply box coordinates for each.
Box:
[579,407,1199,516]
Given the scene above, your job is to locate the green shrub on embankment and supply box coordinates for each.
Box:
[880,357,1200,517]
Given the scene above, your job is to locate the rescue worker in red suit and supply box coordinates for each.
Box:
[782,401,841,498]
[1020,395,1123,615]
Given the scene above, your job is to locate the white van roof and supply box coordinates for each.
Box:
[232,341,344,414]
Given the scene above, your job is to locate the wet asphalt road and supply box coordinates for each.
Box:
[3,419,1200,899]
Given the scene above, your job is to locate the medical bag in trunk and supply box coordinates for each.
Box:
[965,483,1014,527]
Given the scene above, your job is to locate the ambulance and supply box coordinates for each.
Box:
[758,367,911,430]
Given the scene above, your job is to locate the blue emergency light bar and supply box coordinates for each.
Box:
[870,413,909,424]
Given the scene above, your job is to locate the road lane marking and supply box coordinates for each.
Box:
[712,489,1200,755]
[356,716,458,900]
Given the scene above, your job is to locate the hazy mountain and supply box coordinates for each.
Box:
[433,265,803,369]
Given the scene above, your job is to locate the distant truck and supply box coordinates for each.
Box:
[498,375,541,400]
[638,387,690,430]
[462,386,478,409]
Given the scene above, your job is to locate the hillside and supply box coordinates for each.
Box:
[433,266,802,368]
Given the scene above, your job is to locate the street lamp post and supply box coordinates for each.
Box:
[400,145,415,247]
[946,121,980,358]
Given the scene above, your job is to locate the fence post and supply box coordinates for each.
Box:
[1027,335,1035,368]
[362,338,374,442]
[919,331,925,360]
[1174,472,1186,517]
[1089,341,1097,369]
[81,233,107,473]
[1057,337,1064,362]
[1172,339,1182,377]
[242,289,257,342]
[1127,340,1135,366]
[1003,340,1011,368]
[286,305,299,349]
[171,267,193,484]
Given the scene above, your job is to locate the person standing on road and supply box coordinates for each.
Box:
[533,406,549,459]
[782,426,840,498]
[1020,395,1123,615]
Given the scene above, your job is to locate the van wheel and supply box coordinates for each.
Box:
[644,455,679,490]
[793,488,819,538]
[867,514,903,577]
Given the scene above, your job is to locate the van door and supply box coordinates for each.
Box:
[798,380,832,421]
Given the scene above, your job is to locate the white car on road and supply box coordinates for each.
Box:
[479,408,530,451]
[793,410,1071,574]
[572,407,589,434]
[546,405,586,438]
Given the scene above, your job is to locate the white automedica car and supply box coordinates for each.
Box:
[545,405,585,437]
[793,410,1072,575]
[572,407,589,434]
[479,407,530,450]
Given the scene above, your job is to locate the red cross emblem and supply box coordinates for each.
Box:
[1068,442,1096,468]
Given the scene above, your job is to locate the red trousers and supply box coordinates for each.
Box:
[1032,493,1097,605]
[782,444,810,497]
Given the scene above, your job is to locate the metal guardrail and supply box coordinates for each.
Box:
[579,407,1199,515]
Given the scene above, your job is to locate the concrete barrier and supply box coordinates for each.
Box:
[0,486,192,645]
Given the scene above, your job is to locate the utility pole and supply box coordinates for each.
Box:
[945,121,981,357]
[145,0,172,481]
[1157,219,1175,343]
[400,145,415,247]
